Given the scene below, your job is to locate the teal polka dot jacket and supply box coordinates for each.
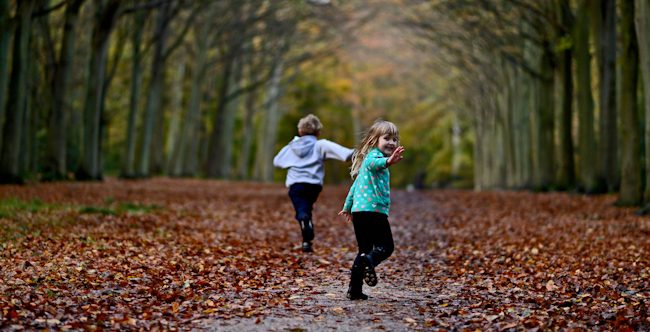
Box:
[342,147,391,216]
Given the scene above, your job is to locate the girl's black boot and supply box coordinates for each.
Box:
[346,265,368,300]
[360,254,378,287]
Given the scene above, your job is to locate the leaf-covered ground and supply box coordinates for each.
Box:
[0,178,648,330]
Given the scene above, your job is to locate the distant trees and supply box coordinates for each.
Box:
[406,0,650,207]
[10,0,649,210]
[0,0,349,184]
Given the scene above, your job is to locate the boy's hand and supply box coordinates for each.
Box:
[387,146,405,166]
[338,210,352,222]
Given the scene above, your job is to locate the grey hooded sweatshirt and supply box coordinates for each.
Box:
[273,135,353,187]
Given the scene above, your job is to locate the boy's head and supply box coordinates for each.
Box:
[297,114,322,136]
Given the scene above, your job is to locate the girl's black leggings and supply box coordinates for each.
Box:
[351,212,394,268]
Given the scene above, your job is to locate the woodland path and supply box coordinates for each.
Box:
[206,190,447,331]
[0,179,648,331]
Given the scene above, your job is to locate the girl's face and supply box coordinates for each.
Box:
[377,134,398,156]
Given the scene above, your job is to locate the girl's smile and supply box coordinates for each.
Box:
[377,134,398,156]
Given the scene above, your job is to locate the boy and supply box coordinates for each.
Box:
[273,114,353,252]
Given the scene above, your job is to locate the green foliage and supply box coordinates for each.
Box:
[78,206,116,215]
[79,202,160,216]
[117,202,160,214]
[396,97,474,189]
[0,196,158,242]
[0,197,48,219]
[0,198,68,242]
[554,35,573,53]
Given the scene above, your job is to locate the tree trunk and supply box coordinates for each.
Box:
[575,0,597,192]
[472,110,483,191]
[206,56,234,178]
[179,28,209,177]
[519,32,537,189]
[24,58,37,174]
[78,0,120,180]
[518,68,534,189]
[555,0,575,190]
[556,45,574,190]
[618,0,642,205]
[254,54,285,182]
[593,0,618,192]
[500,63,516,188]
[165,62,184,173]
[635,0,650,203]
[535,44,556,190]
[139,1,170,177]
[122,10,146,178]
[507,65,522,188]
[236,61,257,180]
[475,85,496,189]
[0,0,12,149]
[493,103,506,188]
[218,58,242,178]
[44,0,85,180]
[451,109,462,180]
[0,0,34,183]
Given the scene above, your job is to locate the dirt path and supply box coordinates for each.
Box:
[201,187,650,331]
[1,179,648,330]
[202,191,455,331]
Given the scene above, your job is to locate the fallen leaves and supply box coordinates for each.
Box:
[396,190,650,331]
[0,179,648,330]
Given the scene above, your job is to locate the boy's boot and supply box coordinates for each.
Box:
[300,219,314,242]
[299,219,314,252]
[346,264,368,300]
[302,241,313,253]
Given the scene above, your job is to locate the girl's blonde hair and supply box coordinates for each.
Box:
[350,120,399,179]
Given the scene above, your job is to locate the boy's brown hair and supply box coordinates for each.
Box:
[297,114,322,135]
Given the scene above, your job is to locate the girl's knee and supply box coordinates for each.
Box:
[376,244,393,260]
[384,244,394,258]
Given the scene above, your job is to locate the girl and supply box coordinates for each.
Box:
[338,120,405,300]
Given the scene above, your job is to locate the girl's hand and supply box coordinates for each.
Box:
[387,146,405,166]
[338,210,352,222]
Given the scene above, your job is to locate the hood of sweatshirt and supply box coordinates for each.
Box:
[289,135,317,158]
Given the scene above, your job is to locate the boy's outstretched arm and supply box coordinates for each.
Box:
[319,139,353,161]
[272,145,292,169]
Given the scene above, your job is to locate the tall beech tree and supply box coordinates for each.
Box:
[592,0,618,192]
[122,6,148,178]
[554,0,575,190]
[0,0,12,148]
[44,0,86,180]
[0,0,35,183]
[575,0,597,192]
[636,0,650,206]
[78,0,121,180]
[618,0,641,206]
[138,0,172,177]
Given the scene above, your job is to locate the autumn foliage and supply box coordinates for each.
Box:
[0,179,648,330]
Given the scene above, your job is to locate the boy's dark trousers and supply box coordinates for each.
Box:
[288,183,322,243]
[349,212,394,293]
